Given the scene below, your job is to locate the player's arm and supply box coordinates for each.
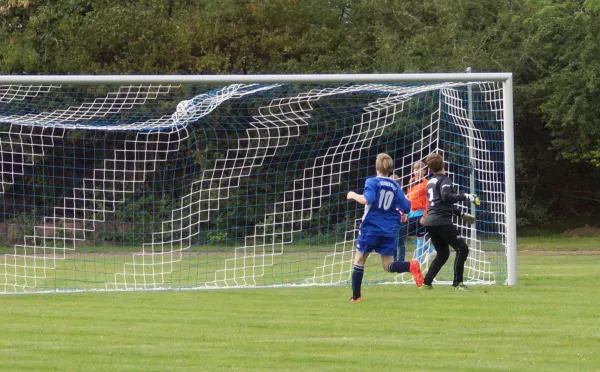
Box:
[439,177,480,206]
[347,192,368,205]
[439,177,468,203]
[452,207,471,220]
[421,179,428,216]
[420,180,428,225]
[396,189,411,214]
[454,207,476,224]
[452,207,463,217]
[347,179,376,206]
[442,179,476,224]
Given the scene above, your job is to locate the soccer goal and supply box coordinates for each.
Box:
[0,73,516,293]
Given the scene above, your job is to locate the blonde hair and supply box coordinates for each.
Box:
[376,153,394,176]
[413,161,426,172]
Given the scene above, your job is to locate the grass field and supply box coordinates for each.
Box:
[0,238,508,292]
[1,237,599,371]
[518,235,600,251]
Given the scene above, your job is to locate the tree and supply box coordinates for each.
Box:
[0,0,598,227]
[528,0,600,166]
[0,0,33,15]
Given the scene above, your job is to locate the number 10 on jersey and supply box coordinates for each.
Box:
[378,190,394,210]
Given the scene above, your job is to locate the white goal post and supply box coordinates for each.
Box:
[0,73,516,293]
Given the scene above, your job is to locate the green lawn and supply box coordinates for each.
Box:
[1,252,599,372]
[518,235,600,251]
[1,238,507,292]
[3,234,598,294]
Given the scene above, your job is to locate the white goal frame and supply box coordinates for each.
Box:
[0,73,517,286]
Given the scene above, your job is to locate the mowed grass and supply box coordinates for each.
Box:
[518,235,600,251]
[0,238,505,291]
[1,234,596,292]
[1,252,599,372]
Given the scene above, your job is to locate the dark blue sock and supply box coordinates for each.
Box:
[387,261,410,273]
[351,264,364,299]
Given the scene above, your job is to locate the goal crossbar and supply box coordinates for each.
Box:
[0,73,512,85]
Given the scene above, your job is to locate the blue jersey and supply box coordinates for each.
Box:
[359,176,411,237]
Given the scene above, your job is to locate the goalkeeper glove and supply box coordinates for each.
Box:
[460,212,476,224]
[464,193,481,206]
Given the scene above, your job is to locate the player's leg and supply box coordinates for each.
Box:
[422,225,450,288]
[406,216,423,262]
[351,250,368,301]
[412,238,422,262]
[414,238,430,264]
[413,218,434,264]
[380,254,408,273]
[396,221,408,262]
[351,234,372,301]
[405,218,418,260]
[437,225,470,288]
[379,237,423,287]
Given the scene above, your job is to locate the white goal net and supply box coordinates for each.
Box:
[0,74,516,293]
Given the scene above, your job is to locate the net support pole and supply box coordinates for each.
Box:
[503,75,518,286]
[466,68,477,248]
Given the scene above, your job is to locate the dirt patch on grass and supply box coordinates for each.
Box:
[562,227,600,237]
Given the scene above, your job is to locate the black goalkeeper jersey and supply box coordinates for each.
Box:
[423,173,469,226]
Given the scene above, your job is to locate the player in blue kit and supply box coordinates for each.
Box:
[346,153,424,302]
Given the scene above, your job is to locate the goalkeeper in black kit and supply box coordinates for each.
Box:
[422,153,479,291]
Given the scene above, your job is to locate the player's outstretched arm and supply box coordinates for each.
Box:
[347,191,368,205]
[460,212,476,224]
[439,178,469,203]
[463,193,481,206]
[347,179,376,206]
[395,189,411,214]
[452,207,475,224]
[439,178,480,206]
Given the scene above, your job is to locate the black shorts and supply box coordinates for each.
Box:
[424,223,468,252]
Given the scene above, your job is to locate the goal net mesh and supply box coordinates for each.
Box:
[0,81,507,293]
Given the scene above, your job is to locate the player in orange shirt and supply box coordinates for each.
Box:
[396,161,434,264]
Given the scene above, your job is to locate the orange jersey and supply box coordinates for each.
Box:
[405,178,428,214]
